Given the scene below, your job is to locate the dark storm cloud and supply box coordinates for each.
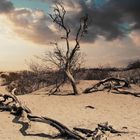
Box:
[47,0,140,42]
[1,0,140,44]
[0,0,14,13]
[109,0,140,30]
[46,0,140,41]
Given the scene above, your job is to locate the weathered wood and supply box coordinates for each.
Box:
[113,88,140,97]
[83,77,131,94]
[27,114,85,140]
[73,127,93,135]
[97,122,128,134]
[0,91,85,140]
[74,122,129,139]
[0,89,131,140]
[48,78,65,95]
[65,70,79,95]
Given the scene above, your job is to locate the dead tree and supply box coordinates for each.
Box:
[44,3,88,95]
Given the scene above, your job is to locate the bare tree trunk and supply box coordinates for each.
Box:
[65,70,79,95]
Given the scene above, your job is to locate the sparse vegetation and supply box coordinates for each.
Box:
[0,71,51,94]
[126,59,140,70]
[0,65,140,95]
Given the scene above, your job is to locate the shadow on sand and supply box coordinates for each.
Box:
[12,115,61,139]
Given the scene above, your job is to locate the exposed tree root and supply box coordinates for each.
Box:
[74,122,129,139]
[0,89,131,140]
[112,88,140,97]
[83,77,130,94]
[0,90,85,140]
[27,114,85,140]
[83,77,140,97]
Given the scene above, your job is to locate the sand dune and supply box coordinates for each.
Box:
[0,81,140,140]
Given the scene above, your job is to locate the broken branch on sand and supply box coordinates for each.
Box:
[0,89,130,140]
[83,77,140,97]
[0,90,84,140]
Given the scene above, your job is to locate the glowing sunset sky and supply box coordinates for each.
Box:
[0,0,140,71]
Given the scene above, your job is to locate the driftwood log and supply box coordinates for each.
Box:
[0,89,130,139]
[83,77,130,93]
[74,122,129,139]
[0,90,84,140]
[83,77,140,97]
[112,88,140,97]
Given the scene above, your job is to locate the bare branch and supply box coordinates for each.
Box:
[49,3,70,59]
[69,15,88,65]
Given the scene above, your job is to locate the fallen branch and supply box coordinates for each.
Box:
[0,90,85,140]
[113,88,140,97]
[83,77,130,94]
[0,89,131,140]
[27,114,85,139]
[74,122,129,139]
[48,78,66,96]
[83,77,140,98]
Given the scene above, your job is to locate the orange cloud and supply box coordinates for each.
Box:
[129,31,140,47]
[6,8,56,44]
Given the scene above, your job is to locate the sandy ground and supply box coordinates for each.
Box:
[0,80,140,140]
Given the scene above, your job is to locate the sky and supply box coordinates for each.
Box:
[0,0,140,71]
